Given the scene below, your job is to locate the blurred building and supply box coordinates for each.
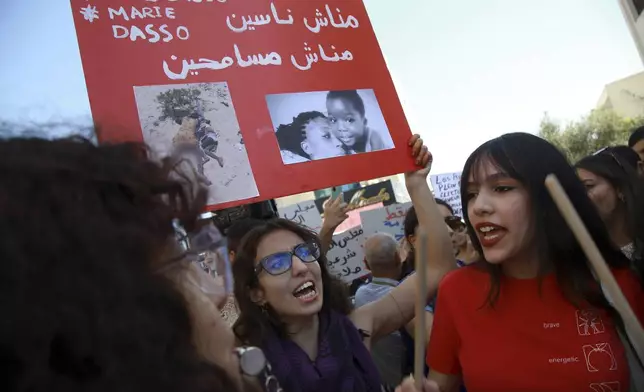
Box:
[618,0,644,64]
[596,71,644,117]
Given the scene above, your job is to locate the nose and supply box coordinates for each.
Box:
[291,255,309,276]
[471,190,493,217]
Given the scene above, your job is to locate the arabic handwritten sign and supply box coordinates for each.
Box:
[326,226,368,283]
[278,200,322,232]
[71,0,416,210]
[359,202,411,242]
[430,172,462,217]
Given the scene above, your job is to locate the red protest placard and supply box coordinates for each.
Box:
[71,0,416,210]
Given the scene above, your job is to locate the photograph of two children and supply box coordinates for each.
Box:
[133,84,399,207]
[265,89,395,165]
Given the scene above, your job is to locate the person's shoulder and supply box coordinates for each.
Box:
[439,264,487,293]
[366,128,386,148]
[355,283,370,294]
[353,284,371,304]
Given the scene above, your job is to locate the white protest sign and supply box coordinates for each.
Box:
[326,226,369,283]
[359,202,412,242]
[278,200,322,232]
[430,172,462,217]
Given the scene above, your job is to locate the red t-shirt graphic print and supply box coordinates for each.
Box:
[427,267,644,392]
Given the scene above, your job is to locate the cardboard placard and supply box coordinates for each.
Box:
[71,0,415,209]
[326,226,369,282]
[430,172,462,217]
[359,202,412,242]
[278,200,323,232]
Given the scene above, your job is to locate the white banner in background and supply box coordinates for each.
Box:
[430,172,462,217]
[359,202,412,242]
[278,200,323,232]
[326,226,369,283]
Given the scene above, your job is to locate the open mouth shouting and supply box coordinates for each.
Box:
[292,280,319,303]
[475,222,507,247]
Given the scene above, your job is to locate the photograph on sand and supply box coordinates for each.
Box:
[133,82,259,205]
[266,89,395,165]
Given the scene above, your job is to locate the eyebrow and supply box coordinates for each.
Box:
[466,172,513,187]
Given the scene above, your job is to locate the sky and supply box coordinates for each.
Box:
[0,0,642,174]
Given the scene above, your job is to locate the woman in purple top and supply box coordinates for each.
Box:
[232,135,456,392]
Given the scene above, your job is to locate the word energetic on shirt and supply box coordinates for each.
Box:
[548,356,580,365]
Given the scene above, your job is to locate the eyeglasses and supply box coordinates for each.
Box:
[444,215,466,232]
[593,147,625,172]
[255,242,321,276]
[160,221,233,296]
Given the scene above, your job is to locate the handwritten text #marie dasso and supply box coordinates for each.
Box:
[103,2,361,81]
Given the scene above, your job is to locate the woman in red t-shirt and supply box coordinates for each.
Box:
[424,133,644,392]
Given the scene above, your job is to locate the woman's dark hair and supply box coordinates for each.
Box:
[575,150,644,273]
[400,206,419,278]
[275,111,326,160]
[460,133,633,313]
[629,125,644,147]
[604,146,641,170]
[400,198,451,277]
[226,218,265,255]
[232,219,351,345]
[0,137,237,392]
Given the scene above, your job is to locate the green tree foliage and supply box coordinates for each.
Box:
[538,109,644,163]
[156,88,202,122]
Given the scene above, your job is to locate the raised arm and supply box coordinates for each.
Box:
[319,194,349,253]
[351,135,456,341]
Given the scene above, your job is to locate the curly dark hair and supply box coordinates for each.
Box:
[0,137,238,392]
[232,219,351,345]
[274,111,327,160]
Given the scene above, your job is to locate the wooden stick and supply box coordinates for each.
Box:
[414,227,429,389]
[545,174,644,364]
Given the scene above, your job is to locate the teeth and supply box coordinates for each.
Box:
[298,291,316,300]
[294,281,313,294]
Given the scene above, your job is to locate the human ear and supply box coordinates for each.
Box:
[301,141,311,155]
[249,287,266,306]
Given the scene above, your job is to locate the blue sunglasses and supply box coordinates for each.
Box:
[255,242,321,276]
